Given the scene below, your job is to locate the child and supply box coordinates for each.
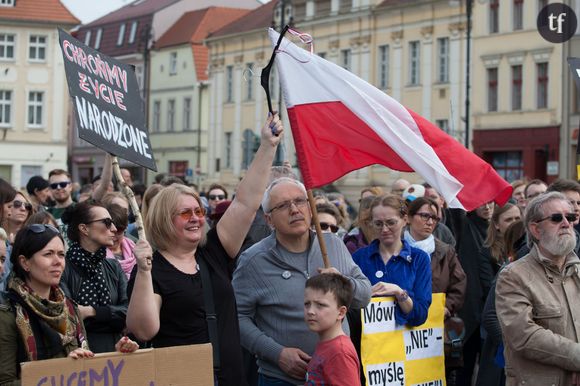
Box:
[304,273,361,386]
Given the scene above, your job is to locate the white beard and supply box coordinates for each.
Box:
[540,231,576,257]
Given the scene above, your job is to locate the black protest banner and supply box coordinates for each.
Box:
[58,28,157,171]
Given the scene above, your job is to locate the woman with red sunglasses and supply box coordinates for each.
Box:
[60,201,129,354]
[127,114,284,386]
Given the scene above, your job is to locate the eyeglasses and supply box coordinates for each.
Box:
[371,219,400,230]
[177,207,206,221]
[85,218,115,229]
[269,197,309,213]
[13,200,32,211]
[28,224,59,234]
[415,212,440,223]
[50,181,71,190]
[536,213,578,224]
[319,222,339,233]
[208,194,225,200]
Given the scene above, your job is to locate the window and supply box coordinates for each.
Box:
[29,35,47,61]
[487,68,498,112]
[0,90,11,126]
[513,0,523,30]
[488,151,523,182]
[167,99,175,131]
[437,38,449,83]
[538,0,548,11]
[225,132,232,168]
[340,49,351,71]
[242,129,258,169]
[490,0,499,33]
[84,30,91,46]
[378,44,389,89]
[152,101,160,132]
[435,119,449,134]
[511,65,522,111]
[117,23,126,46]
[94,29,103,50]
[27,91,44,127]
[537,62,548,109]
[269,67,277,100]
[0,34,15,60]
[246,63,254,100]
[226,65,233,103]
[169,52,177,75]
[318,52,326,59]
[183,97,191,130]
[409,41,420,85]
[129,21,138,44]
[0,0,15,6]
[169,161,188,177]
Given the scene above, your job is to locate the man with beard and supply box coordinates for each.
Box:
[233,177,371,386]
[496,192,580,386]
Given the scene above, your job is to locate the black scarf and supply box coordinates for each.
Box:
[67,242,111,307]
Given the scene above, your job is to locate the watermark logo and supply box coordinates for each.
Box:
[537,3,577,43]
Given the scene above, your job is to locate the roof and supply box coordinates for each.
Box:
[84,0,180,28]
[155,7,248,48]
[155,7,249,81]
[210,0,276,38]
[0,0,79,25]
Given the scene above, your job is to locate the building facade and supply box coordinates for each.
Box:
[206,0,468,197]
[0,0,79,188]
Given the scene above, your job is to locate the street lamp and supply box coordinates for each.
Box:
[465,0,473,149]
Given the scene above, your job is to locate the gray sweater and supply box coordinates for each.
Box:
[232,231,371,384]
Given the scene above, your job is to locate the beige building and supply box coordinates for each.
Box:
[0,0,79,188]
[206,0,469,197]
[470,0,564,184]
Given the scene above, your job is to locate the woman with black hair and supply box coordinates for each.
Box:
[60,201,129,353]
[0,224,138,385]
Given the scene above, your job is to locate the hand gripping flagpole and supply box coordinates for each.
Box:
[261,25,330,268]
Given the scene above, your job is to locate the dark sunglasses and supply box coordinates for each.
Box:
[537,213,578,224]
[208,194,225,200]
[50,181,71,190]
[28,224,59,234]
[177,207,206,221]
[319,222,339,233]
[85,218,115,229]
[13,200,32,211]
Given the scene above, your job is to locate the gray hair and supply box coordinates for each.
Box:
[262,177,307,213]
[524,191,572,247]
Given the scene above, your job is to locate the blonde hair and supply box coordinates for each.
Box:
[145,184,204,251]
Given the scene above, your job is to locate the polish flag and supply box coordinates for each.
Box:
[270,28,512,211]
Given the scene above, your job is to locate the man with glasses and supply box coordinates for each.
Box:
[47,169,74,222]
[233,177,371,386]
[496,192,580,386]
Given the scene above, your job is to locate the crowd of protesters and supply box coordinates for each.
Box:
[1,115,580,385]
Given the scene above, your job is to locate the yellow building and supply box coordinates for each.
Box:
[206,0,469,198]
[0,0,79,188]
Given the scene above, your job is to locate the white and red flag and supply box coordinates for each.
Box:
[269,28,512,211]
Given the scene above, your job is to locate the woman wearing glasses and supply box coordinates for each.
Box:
[314,202,343,235]
[352,194,432,327]
[60,201,129,354]
[404,197,466,319]
[3,192,34,240]
[127,114,283,386]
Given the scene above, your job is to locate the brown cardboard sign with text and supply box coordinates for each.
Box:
[21,344,212,386]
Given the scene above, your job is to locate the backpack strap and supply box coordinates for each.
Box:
[198,257,220,370]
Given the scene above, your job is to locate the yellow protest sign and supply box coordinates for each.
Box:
[361,293,446,386]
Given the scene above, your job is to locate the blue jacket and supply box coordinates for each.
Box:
[352,239,432,326]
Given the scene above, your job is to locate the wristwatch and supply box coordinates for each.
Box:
[396,290,409,303]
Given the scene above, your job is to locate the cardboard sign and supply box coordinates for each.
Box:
[361,293,446,386]
[58,29,157,171]
[21,344,212,386]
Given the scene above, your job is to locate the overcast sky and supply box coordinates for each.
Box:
[60,0,131,24]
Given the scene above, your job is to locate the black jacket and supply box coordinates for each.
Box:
[60,257,128,353]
